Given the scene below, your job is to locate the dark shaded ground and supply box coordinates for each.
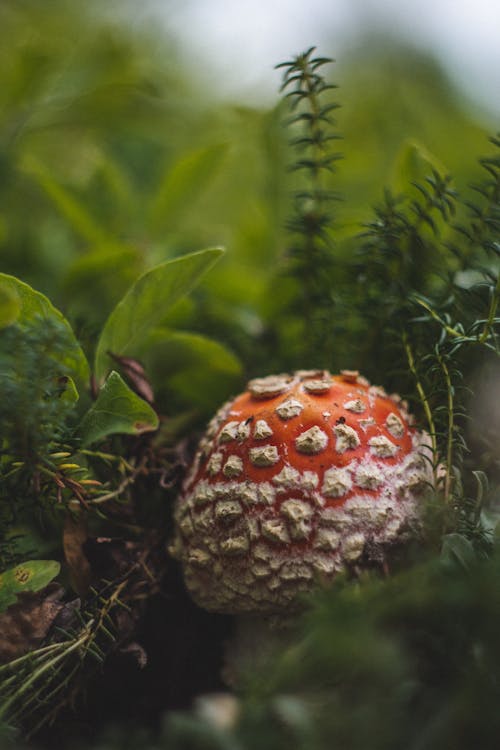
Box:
[35,563,232,748]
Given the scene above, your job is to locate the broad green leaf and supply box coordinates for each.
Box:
[150,144,226,234]
[63,247,143,328]
[138,328,242,412]
[441,533,476,573]
[0,560,60,613]
[78,370,158,447]
[0,274,89,389]
[94,247,224,383]
[21,155,112,247]
[391,139,447,195]
[0,285,21,329]
[59,375,79,405]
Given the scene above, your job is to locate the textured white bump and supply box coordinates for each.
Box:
[404,469,429,493]
[311,491,326,508]
[355,463,385,490]
[303,379,332,394]
[249,445,279,467]
[206,539,218,554]
[253,543,273,562]
[340,370,359,383]
[369,385,387,399]
[273,465,301,489]
[237,421,251,441]
[334,423,361,453]
[207,452,223,477]
[214,499,243,523]
[253,419,273,440]
[247,517,260,541]
[346,496,392,528]
[252,562,271,578]
[322,467,353,497]
[343,399,366,413]
[346,496,380,523]
[342,533,366,562]
[267,576,282,591]
[218,421,239,443]
[234,482,259,505]
[280,498,314,521]
[279,562,313,581]
[192,507,213,532]
[248,375,291,399]
[314,528,341,551]
[368,435,399,458]
[272,465,319,492]
[219,536,250,556]
[311,555,337,575]
[301,471,320,490]
[269,556,284,572]
[178,514,195,538]
[295,426,329,454]
[359,417,376,432]
[257,482,276,505]
[275,398,304,420]
[261,519,291,544]
[188,549,212,567]
[213,483,234,500]
[223,455,243,478]
[397,454,431,494]
[193,481,215,505]
[280,499,314,540]
[296,369,328,380]
[386,412,405,439]
[319,507,350,528]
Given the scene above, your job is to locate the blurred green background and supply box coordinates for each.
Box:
[0,0,495,412]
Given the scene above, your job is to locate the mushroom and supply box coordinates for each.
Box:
[171,369,433,617]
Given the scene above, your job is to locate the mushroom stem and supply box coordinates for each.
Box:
[222,613,295,687]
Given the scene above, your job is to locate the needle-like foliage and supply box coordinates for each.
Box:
[276,47,341,366]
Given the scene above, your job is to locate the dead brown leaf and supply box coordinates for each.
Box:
[0,583,64,663]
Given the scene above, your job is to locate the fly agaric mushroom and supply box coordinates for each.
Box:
[171,370,432,615]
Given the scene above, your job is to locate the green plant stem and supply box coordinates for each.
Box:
[479,275,500,344]
[403,333,437,457]
[436,348,454,505]
[412,296,462,339]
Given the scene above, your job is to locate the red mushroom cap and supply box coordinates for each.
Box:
[172,370,432,614]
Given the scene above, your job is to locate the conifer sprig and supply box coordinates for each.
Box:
[277,47,341,365]
[0,581,124,736]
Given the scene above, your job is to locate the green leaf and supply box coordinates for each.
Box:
[150,144,226,234]
[94,248,224,383]
[0,560,60,613]
[0,285,21,329]
[139,328,242,412]
[391,139,447,195]
[441,533,476,573]
[78,370,158,447]
[62,247,143,328]
[59,375,79,405]
[0,274,89,389]
[21,155,112,247]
